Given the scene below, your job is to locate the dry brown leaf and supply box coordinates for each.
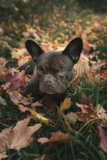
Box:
[0,118,42,153]
[84,27,92,34]
[76,103,89,114]
[64,112,77,125]
[41,96,56,111]
[91,59,106,72]
[6,70,26,91]
[102,70,107,78]
[74,112,90,123]
[83,40,90,50]
[96,104,107,119]
[18,56,28,67]
[60,97,72,111]
[37,131,70,144]
[81,33,87,41]
[97,126,107,153]
[8,90,33,105]
[0,152,8,160]
[15,103,34,112]
[74,53,90,76]
[31,101,43,108]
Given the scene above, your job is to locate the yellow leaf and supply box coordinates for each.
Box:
[36,26,41,31]
[54,39,58,44]
[29,110,49,125]
[61,21,65,24]
[71,25,75,29]
[94,22,100,27]
[60,97,72,111]
[14,7,19,12]
[53,16,56,20]
[90,60,96,64]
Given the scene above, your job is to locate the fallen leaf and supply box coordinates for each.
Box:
[64,112,77,125]
[0,152,8,160]
[96,126,107,153]
[29,110,49,125]
[102,70,107,78]
[31,101,43,108]
[60,97,72,111]
[41,96,56,111]
[37,131,70,144]
[18,56,28,67]
[74,112,90,123]
[6,70,26,91]
[83,40,90,50]
[8,90,33,105]
[76,103,89,114]
[84,27,92,34]
[15,103,30,112]
[11,48,26,59]
[96,104,107,119]
[0,118,42,153]
[91,60,106,72]
[22,31,30,38]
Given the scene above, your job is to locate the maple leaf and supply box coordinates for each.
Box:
[8,90,33,105]
[96,126,107,153]
[11,48,26,59]
[37,131,71,144]
[6,70,26,91]
[0,118,42,153]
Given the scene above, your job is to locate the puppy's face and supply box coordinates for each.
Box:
[25,38,83,96]
[36,51,74,95]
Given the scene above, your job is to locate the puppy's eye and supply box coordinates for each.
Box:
[58,70,66,74]
[37,69,43,74]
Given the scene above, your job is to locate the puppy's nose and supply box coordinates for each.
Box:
[44,78,53,86]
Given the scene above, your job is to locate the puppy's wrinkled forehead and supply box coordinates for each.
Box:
[37,51,73,71]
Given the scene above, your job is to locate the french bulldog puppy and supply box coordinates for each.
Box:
[19,38,83,98]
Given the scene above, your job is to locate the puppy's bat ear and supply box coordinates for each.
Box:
[63,38,83,64]
[25,40,44,62]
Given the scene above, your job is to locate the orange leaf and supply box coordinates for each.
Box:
[37,131,70,144]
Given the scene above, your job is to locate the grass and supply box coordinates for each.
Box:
[0,0,107,159]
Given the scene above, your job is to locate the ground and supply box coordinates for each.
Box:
[0,0,107,160]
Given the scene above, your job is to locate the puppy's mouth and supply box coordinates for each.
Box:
[46,91,56,95]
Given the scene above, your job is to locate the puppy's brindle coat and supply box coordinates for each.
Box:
[19,38,83,98]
